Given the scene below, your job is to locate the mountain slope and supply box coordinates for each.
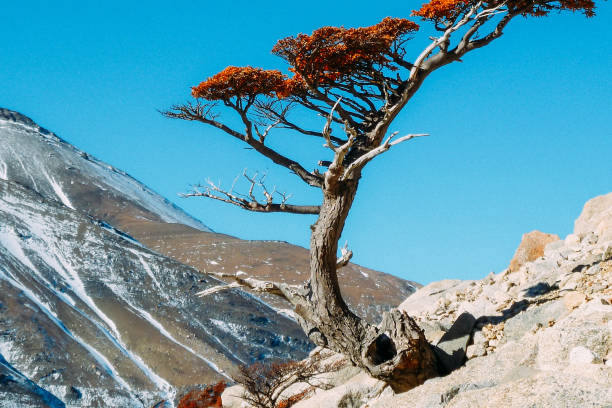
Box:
[0,179,311,407]
[0,107,419,323]
[129,223,419,323]
[0,108,210,233]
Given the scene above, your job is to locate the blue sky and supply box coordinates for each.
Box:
[1,1,610,284]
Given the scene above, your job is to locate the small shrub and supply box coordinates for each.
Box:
[177,381,226,408]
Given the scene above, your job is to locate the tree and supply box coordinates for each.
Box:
[165,0,597,392]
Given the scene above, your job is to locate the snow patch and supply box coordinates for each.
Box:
[0,267,133,392]
[43,172,74,209]
[210,319,250,344]
[128,248,162,290]
[0,229,173,397]
[112,293,231,381]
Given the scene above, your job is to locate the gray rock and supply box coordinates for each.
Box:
[434,313,476,374]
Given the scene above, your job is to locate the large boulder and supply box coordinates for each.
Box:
[574,192,612,244]
[509,230,560,272]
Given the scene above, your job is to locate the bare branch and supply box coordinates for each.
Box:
[164,101,323,188]
[322,98,343,151]
[253,118,281,143]
[336,242,353,269]
[342,132,428,180]
[409,2,483,80]
[183,175,320,215]
[197,271,305,304]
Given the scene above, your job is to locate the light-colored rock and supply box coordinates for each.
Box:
[292,372,385,408]
[574,192,612,244]
[565,233,581,246]
[434,313,476,373]
[569,346,596,364]
[221,385,249,408]
[559,272,581,291]
[564,291,587,311]
[285,192,612,408]
[509,230,560,272]
[605,351,612,367]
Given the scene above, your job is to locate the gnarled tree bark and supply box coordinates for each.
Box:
[301,172,438,392]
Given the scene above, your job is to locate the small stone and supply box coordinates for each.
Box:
[563,292,587,311]
[466,343,486,359]
[560,273,581,291]
[569,346,595,364]
[582,232,599,245]
[603,245,612,261]
[501,281,515,292]
[585,264,601,276]
[483,272,495,285]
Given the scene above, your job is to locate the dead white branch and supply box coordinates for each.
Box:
[322,98,342,151]
[336,242,353,269]
[182,172,319,215]
[197,271,304,304]
[342,132,428,180]
[254,118,282,142]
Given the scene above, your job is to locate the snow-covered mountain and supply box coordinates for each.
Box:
[0,109,312,407]
[0,108,210,232]
[0,107,418,324]
[0,108,419,406]
[0,179,310,407]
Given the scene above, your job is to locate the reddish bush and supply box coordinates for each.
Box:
[177,382,226,408]
[276,387,315,408]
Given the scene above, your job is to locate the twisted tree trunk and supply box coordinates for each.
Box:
[296,173,438,392]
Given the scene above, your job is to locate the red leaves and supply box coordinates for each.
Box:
[192,67,287,100]
[412,0,596,22]
[189,5,596,104]
[276,387,314,408]
[272,17,419,85]
[190,18,419,103]
[176,382,225,408]
[412,0,469,20]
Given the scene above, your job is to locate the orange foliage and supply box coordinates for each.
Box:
[413,0,596,21]
[192,67,287,100]
[191,18,418,102]
[190,5,596,103]
[176,382,225,408]
[276,387,315,408]
[412,0,469,20]
[272,18,419,85]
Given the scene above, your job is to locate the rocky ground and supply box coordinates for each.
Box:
[223,192,612,408]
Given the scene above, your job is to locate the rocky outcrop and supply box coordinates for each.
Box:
[508,230,560,272]
[574,192,612,244]
[228,192,612,408]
